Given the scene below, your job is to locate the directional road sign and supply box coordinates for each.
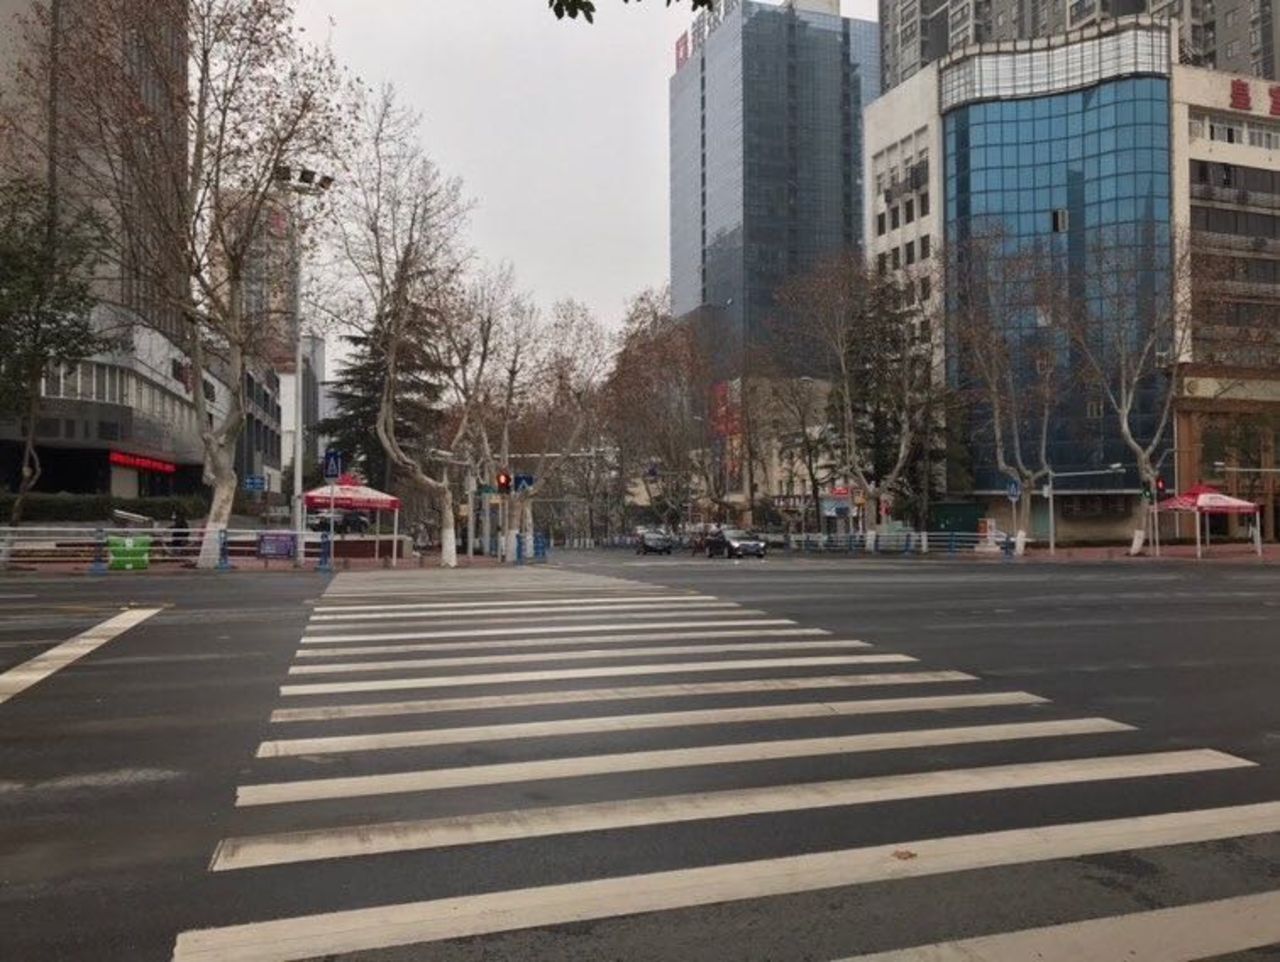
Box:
[1006,478,1022,502]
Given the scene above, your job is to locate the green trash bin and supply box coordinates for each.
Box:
[108,534,152,571]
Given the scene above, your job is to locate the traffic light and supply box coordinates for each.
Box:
[1155,476,1167,497]
[496,470,512,494]
[1140,480,1153,503]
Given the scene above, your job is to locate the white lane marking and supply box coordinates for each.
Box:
[236,718,1129,805]
[314,595,709,613]
[214,749,1251,870]
[300,619,799,645]
[280,655,917,697]
[0,766,186,796]
[174,799,1280,961]
[309,601,741,622]
[837,888,1280,961]
[299,627,829,649]
[270,672,979,723]
[292,628,830,657]
[286,641,874,676]
[0,607,162,705]
[257,692,1048,758]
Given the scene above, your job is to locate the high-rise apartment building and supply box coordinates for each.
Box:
[670,0,879,373]
[880,0,1280,93]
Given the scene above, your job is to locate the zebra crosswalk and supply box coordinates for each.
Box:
[171,567,1280,961]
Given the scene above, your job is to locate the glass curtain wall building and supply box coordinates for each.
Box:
[941,23,1173,493]
[670,0,878,375]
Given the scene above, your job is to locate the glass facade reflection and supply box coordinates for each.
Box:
[944,75,1173,490]
[670,2,877,374]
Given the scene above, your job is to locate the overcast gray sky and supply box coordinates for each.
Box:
[295,0,876,351]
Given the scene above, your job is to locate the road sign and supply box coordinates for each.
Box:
[514,473,535,493]
[243,474,266,492]
[323,448,343,481]
[1006,479,1022,502]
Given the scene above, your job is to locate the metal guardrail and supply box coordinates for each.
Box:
[0,526,329,570]
[565,531,997,556]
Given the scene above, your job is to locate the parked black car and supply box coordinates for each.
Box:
[636,530,674,555]
[308,509,370,534]
[705,527,767,558]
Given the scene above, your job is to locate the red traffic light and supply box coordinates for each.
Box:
[496,471,512,493]
[1155,477,1166,493]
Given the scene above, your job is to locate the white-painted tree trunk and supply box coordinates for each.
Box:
[197,446,237,569]
[439,489,457,568]
[481,496,492,557]
[522,499,535,554]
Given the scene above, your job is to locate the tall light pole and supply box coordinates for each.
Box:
[272,165,335,565]
[1045,463,1123,555]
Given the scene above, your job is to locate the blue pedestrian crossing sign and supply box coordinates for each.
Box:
[1006,478,1022,502]
[243,474,266,492]
[323,448,343,482]
[514,473,535,493]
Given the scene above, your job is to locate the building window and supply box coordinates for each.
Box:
[919,192,930,216]
[905,240,916,265]
[891,247,901,269]
[890,206,900,229]
[919,276,932,300]
[1052,208,1070,232]
[877,212,886,235]
[905,198,915,223]
[1086,398,1104,420]
[920,234,931,258]
[877,252,888,275]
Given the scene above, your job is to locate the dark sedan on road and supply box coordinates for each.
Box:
[705,528,766,558]
[636,531,674,555]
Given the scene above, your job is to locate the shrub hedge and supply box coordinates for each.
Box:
[0,492,210,523]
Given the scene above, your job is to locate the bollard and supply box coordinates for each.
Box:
[216,529,232,571]
[948,531,957,556]
[903,532,913,555]
[90,528,108,575]
[1002,533,1014,560]
[515,533,526,566]
[317,531,332,573]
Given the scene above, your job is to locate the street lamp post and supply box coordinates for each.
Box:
[1045,463,1124,555]
[272,165,335,566]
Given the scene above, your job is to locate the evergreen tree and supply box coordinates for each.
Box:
[317,324,447,489]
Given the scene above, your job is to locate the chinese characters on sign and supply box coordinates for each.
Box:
[678,0,741,66]
[1231,78,1252,111]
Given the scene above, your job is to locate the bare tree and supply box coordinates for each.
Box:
[335,86,472,566]
[12,0,351,564]
[775,251,937,529]
[946,229,1060,542]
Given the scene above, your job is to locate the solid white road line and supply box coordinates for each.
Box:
[279,655,918,697]
[314,595,708,613]
[837,889,1280,961]
[299,619,801,645]
[213,749,1251,870]
[291,628,830,658]
[309,601,741,622]
[286,641,874,676]
[298,626,829,649]
[0,608,162,705]
[236,718,1130,805]
[256,692,1049,758]
[269,672,979,723]
[173,799,1280,962]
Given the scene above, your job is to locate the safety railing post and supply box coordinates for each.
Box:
[90,528,108,574]
[216,529,232,571]
[317,531,332,573]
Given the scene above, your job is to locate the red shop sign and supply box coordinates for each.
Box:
[110,450,177,474]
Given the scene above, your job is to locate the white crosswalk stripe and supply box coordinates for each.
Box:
[254,691,1050,757]
[174,568,1272,962]
[268,672,980,723]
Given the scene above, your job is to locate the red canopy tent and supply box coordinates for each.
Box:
[1157,484,1261,558]
[304,474,403,566]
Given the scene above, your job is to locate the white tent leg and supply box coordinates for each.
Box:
[1195,510,1202,559]
[392,508,399,568]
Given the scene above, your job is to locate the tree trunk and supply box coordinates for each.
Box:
[439,488,457,568]
[197,443,236,569]
[481,496,492,556]
[10,381,43,526]
[522,499,535,552]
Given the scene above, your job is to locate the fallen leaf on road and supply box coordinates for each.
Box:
[892,850,918,861]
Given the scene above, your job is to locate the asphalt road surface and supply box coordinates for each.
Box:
[3,551,1280,961]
